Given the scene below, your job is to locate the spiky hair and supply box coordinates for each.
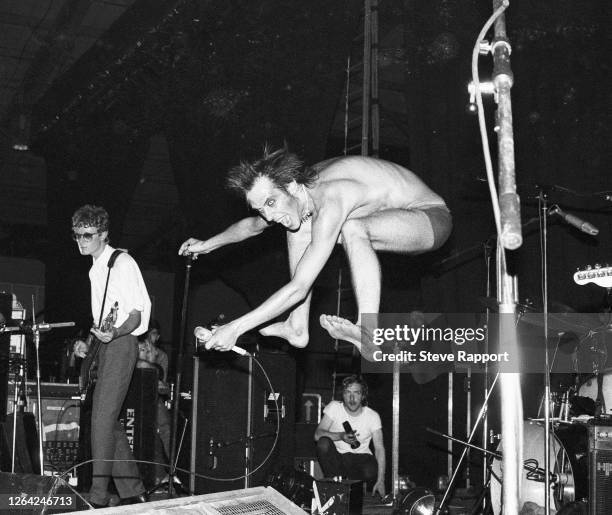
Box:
[226,145,318,196]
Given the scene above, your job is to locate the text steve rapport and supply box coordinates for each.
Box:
[371,324,486,346]
[372,350,510,364]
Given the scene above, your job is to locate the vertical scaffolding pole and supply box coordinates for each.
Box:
[361,0,372,156]
[370,0,379,157]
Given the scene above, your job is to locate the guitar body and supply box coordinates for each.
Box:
[78,302,118,406]
[78,334,102,408]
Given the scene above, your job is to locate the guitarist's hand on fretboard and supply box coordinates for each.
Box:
[73,339,89,359]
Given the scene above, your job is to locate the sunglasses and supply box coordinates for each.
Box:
[71,231,99,242]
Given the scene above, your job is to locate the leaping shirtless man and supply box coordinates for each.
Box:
[178,146,451,358]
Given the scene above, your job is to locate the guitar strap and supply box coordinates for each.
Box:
[96,249,124,327]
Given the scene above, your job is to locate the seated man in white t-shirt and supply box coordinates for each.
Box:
[314,375,386,497]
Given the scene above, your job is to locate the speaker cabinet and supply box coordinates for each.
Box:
[190,350,295,494]
[589,425,612,515]
[5,382,80,479]
[314,478,363,515]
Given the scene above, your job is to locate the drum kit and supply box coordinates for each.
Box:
[484,265,612,513]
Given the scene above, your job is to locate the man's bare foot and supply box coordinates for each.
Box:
[319,315,378,361]
[259,321,309,348]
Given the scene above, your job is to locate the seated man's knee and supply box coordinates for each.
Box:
[316,437,334,455]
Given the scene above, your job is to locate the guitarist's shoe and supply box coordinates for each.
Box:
[120,492,149,505]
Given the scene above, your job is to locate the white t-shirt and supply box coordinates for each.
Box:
[323,400,382,455]
[89,245,151,336]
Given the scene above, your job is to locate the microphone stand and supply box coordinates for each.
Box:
[10,327,28,474]
[538,190,553,512]
[491,3,523,513]
[167,254,193,496]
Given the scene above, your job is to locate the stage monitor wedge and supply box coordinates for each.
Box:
[76,486,307,514]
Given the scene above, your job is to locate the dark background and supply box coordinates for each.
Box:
[0,0,610,491]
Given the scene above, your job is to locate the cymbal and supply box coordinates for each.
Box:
[478,297,536,313]
[519,312,599,335]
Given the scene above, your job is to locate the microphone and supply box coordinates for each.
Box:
[342,421,360,449]
[550,205,599,235]
[193,326,249,356]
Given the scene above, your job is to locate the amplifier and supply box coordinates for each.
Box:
[314,479,363,515]
[588,424,612,515]
[6,382,80,481]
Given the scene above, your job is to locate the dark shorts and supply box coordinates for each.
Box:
[422,205,452,250]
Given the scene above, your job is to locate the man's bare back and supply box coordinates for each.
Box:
[310,156,446,221]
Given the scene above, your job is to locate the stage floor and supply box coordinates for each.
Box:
[362,494,395,514]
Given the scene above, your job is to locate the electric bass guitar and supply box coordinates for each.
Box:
[78,301,118,406]
[573,265,612,289]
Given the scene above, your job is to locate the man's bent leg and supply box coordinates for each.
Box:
[90,335,144,505]
[320,208,452,357]
[340,452,378,482]
[316,437,344,478]
[260,223,312,348]
[320,218,381,358]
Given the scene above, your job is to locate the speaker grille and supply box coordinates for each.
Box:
[214,499,287,514]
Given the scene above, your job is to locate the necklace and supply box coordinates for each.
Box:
[301,184,312,222]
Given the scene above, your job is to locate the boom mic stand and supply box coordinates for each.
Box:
[167,254,194,496]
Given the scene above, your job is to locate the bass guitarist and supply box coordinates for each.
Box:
[72,204,151,507]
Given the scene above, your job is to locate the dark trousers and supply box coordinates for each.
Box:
[90,335,144,504]
[316,437,378,482]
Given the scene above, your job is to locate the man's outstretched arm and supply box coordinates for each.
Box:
[205,202,347,351]
[178,216,269,256]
